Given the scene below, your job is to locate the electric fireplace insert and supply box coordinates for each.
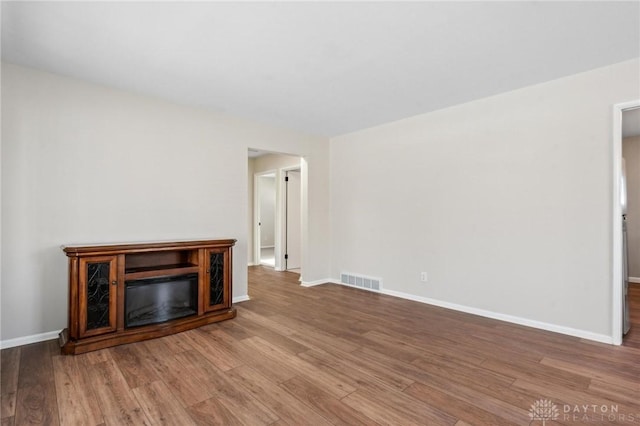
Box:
[125,273,198,328]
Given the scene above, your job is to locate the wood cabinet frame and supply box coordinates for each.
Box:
[60,239,236,354]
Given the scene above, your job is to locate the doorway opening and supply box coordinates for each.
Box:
[248,149,305,280]
[613,100,640,345]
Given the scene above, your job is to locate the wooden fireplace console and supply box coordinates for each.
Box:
[60,239,236,354]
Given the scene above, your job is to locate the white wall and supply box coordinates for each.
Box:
[1,63,330,343]
[253,154,301,175]
[5,59,638,345]
[623,136,640,278]
[330,59,640,341]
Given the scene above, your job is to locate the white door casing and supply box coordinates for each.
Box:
[612,100,640,345]
[285,169,302,270]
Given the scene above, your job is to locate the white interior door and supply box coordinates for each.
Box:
[285,170,301,270]
[258,174,276,267]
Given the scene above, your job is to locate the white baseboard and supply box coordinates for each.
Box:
[1,281,615,350]
[247,262,257,267]
[629,277,640,284]
[331,280,613,345]
[301,278,332,287]
[1,330,61,350]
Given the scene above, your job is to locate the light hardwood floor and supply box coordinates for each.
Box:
[2,266,639,425]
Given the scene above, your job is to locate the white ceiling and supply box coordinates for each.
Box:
[2,2,639,137]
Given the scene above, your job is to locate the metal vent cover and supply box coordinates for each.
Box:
[340,272,381,292]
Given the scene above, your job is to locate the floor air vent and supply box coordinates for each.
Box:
[340,272,382,292]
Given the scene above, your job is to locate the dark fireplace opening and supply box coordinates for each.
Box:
[125,273,197,328]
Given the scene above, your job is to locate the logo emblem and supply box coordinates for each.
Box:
[529,399,559,425]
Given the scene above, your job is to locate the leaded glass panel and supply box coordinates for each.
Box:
[86,262,111,330]
[209,252,225,306]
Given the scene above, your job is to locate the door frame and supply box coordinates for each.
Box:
[280,166,302,271]
[254,170,277,268]
[612,99,640,345]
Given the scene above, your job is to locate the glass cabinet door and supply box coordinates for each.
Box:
[203,248,230,312]
[78,255,118,337]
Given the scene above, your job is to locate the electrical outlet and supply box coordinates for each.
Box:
[420,272,428,282]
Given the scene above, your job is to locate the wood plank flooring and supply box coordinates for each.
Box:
[623,282,640,349]
[2,266,639,425]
